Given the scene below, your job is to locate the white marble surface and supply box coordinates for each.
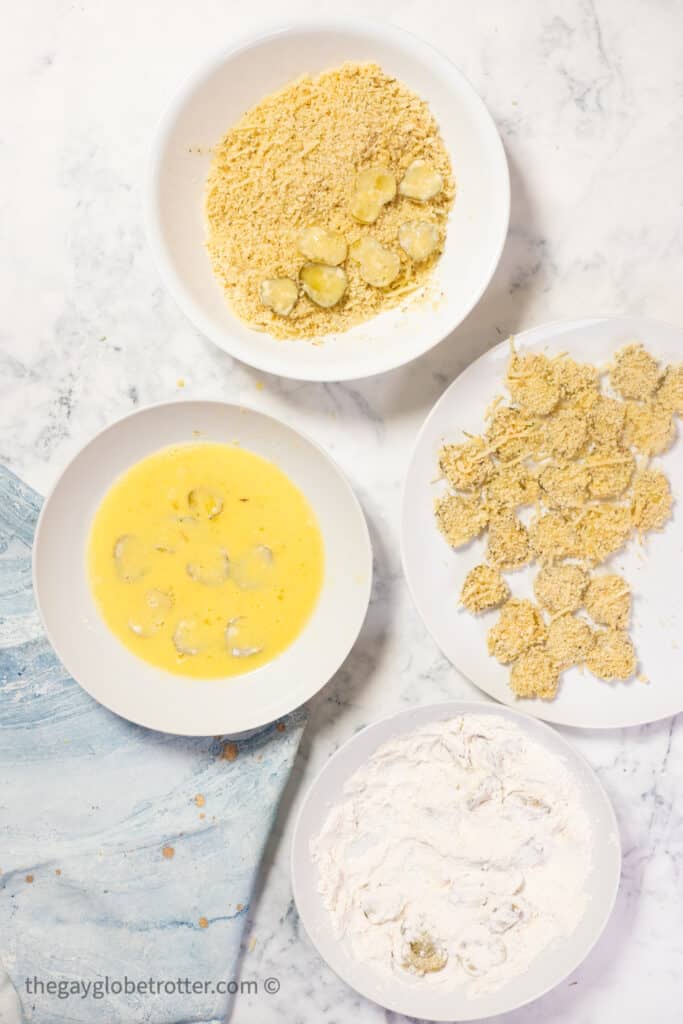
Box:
[2,1,683,1021]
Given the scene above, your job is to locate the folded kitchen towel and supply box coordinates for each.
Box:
[0,466,306,1024]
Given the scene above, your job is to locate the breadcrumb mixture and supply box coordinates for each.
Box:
[623,400,676,456]
[510,647,559,700]
[631,468,673,532]
[610,343,661,400]
[440,438,492,492]
[487,599,546,664]
[435,340,678,700]
[657,364,683,415]
[486,462,539,509]
[434,493,489,548]
[584,574,631,629]
[545,614,594,671]
[205,62,455,339]
[534,564,588,614]
[586,629,637,681]
[486,511,532,570]
[460,564,509,614]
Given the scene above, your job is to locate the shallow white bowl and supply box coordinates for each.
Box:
[402,316,683,729]
[292,700,620,1021]
[32,402,372,736]
[145,18,509,382]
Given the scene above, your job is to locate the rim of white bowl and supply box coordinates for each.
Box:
[291,698,621,1021]
[31,399,373,735]
[144,17,510,382]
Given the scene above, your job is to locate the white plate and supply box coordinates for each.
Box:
[292,700,620,1021]
[32,401,372,736]
[402,316,683,729]
[145,18,509,382]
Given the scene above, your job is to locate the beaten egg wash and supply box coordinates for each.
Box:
[87,443,324,678]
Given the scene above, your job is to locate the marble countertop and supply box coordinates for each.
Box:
[3,1,683,1021]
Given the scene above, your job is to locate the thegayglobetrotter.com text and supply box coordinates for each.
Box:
[24,975,281,1000]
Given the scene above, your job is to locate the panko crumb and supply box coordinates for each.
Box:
[539,462,591,510]
[487,598,546,664]
[506,352,560,416]
[434,339,675,701]
[623,400,675,456]
[631,468,673,532]
[439,436,492,492]
[533,564,588,614]
[584,574,631,629]
[553,355,600,402]
[486,511,532,570]
[586,629,637,681]
[610,343,661,400]
[543,406,588,459]
[434,493,489,548]
[588,396,626,449]
[587,450,635,499]
[485,462,539,509]
[529,511,578,563]
[460,564,509,614]
[485,406,539,462]
[575,504,632,564]
[657,364,683,415]
[510,647,559,701]
[545,613,594,670]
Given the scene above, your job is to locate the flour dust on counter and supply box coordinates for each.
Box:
[311,714,592,996]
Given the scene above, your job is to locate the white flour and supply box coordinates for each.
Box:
[311,714,592,995]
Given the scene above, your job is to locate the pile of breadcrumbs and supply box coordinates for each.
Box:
[205,62,454,339]
[435,342,680,701]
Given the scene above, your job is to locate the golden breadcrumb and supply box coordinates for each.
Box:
[588,396,626,449]
[623,400,675,456]
[553,355,600,402]
[631,468,673,532]
[538,462,591,510]
[529,511,578,563]
[587,450,635,499]
[486,463,539,509]
[205,62,455,339]
[543,406,588,459]
[610,343,661,400]
[460,564,509,613]
[586,629,637,681]
[533,564,588,614]
[584,574,631,629]
[506,353,560,416]
[486,511,532,569]
[434,338,677,701]
[575,504,632,564]
[657,364,683,415]
[434,493,489,548]
[545,613,594,670]
[487,599,546,664]
[439,437,492,492]
[510,647,559,700]
[485,406,539,462]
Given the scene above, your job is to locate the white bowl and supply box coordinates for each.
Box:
[402,316,683,729]
[145,18,509,382]
[32,402,372,736]
[292,700,621,1021]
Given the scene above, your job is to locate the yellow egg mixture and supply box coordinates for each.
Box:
[87,442,324,678]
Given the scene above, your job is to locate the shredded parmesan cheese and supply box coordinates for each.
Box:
[205,62,454,339]
[460,565,509,614]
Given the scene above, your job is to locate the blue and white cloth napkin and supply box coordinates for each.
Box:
[0,466,306,1024]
